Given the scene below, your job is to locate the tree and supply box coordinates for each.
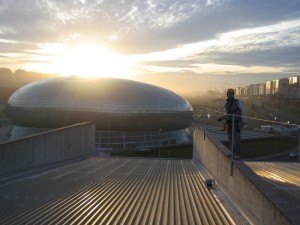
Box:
[0,68,13,83]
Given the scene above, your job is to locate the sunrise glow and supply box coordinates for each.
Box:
[2,0,300,91]
[27,43,133,79]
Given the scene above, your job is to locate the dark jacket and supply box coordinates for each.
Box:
[225,99,241,119]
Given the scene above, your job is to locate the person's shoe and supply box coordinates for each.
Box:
[233,154,240,160]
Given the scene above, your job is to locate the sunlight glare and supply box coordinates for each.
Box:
[29,43,132,79]
[57,45,131,78]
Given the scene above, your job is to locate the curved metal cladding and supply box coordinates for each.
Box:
[7,76,193,131]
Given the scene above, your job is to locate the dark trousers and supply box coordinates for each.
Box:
[227,123,241,156]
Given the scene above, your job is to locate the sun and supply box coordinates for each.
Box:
[58,45,131,79]
[28,43,132,79]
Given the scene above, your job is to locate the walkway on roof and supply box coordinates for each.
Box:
[244,161,300,225]
[0,157,241,225]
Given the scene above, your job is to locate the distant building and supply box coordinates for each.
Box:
[289,75,300,84]
[241,86,249,96]
[235,75,300,99]
[272,78,289,95]
[248,84,259,96]
[288,83,300,99]
[258,83,266,95]
[278,78,289,95]
[235,87,243,96]
[265,81,273,95]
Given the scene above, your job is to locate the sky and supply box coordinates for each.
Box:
[1,0,300,93]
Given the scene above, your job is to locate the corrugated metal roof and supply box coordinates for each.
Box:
[0,157,235,225]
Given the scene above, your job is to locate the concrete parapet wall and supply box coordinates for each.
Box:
[193,127,292,225]
[0,122,95,177]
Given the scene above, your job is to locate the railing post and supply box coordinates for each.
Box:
[230,113,234,176]
[159,129,162,158]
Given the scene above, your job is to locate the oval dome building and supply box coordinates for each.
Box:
[7,76,194,151]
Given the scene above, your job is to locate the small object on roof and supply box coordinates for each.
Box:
[204,178,215,189]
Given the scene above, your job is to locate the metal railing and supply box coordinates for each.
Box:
[193,106,299,162]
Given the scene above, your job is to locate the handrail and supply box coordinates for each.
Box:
[193,106,300,127]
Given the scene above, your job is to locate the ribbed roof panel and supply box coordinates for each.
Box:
[0,157,233,225]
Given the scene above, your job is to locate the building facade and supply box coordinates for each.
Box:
[236,76,300,99]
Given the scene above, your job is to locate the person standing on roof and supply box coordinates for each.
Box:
[218,88,247,159]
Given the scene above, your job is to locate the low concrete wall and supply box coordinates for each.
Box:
[193,127,292,225]
[0,122,95,177]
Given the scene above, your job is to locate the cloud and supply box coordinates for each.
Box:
[113,0,300,53]
[1,0,300,91]
[131,18,300,73]
[1,0,300,51]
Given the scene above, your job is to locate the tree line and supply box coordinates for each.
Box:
[0,67,58,86]
[0,68,59,104]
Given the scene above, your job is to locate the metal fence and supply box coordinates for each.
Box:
[193,106,299,161]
